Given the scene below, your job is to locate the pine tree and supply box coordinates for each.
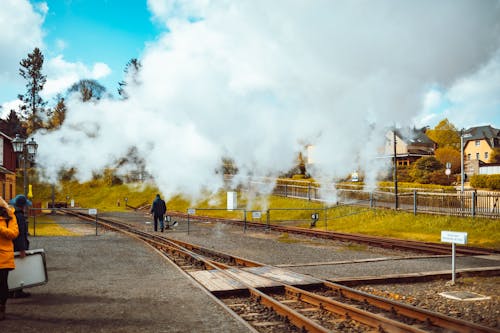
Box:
[18,47,47,134]
[0,109,26,138]
[118,58,142,99]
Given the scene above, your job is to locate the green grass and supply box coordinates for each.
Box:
[27,214,77,236]
[30,181,500,249]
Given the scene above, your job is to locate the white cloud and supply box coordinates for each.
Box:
[91,62,112,79]
[0,0,45,82]
[147,0,208,26]
[55,39,67,51]
[1,99,22,118]
[444,53,500,128]
[42,55,112,98]
[36,0,500,202]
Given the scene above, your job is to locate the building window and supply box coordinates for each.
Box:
[476,153,480,160]
[485,152,489,160]
[475,140,481,146]
[467,153,471,160]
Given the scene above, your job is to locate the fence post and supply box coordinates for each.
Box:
[308,183,311,201]
[243,209,247,233]
[413,190,417,215]
[285,184,288,197]
[33,213,36,237]
[370,192,373,208]
[472,191,476,218]
[187,212,190,235]
[266,209,270,230]
[95,213,98,236]
[324,207,328,231]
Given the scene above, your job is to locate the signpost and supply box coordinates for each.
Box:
[441,231,468,284]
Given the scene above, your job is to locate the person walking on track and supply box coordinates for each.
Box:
[0,196,19,320]
[150,194,167,232]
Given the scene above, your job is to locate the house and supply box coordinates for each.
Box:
[0,131,17,201]
[463,125,500,177]
[382,128,435,166]
[463,125,500,163]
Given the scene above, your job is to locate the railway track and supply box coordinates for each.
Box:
[65,210,499,333]
[166,211,499,256]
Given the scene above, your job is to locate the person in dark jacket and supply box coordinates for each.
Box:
[150,194,166,232]
[9,194,31,298]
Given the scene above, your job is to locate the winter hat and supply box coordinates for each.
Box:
[10,194,32,207]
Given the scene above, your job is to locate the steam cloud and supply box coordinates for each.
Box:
[35,0,500,201]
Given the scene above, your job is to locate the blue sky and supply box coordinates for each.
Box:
[0,0,164,108]
[42,0,161,89]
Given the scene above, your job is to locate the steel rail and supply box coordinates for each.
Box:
[170,211,499,255]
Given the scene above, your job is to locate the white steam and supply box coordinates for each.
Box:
[35,0,500,201]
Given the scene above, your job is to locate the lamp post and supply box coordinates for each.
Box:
[12,134,38,197]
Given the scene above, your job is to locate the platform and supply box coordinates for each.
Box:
[190,265,322,292]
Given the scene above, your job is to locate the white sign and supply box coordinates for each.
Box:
[252,211,262,219]
[187,208,196,215]
[88,208,97,215]
[70,199,75,208]
[441,231,468,245]
[445,169,451,176]
[227,191,237,211]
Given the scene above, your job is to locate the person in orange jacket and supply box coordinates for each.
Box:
[0,196,18,320]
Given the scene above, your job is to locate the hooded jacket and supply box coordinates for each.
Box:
[0,207,19,269]
[150,195,166,216]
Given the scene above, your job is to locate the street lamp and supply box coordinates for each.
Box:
[460,132,472,193]
[12,134,38,197]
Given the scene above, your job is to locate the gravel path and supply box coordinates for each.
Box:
[0,227,252,333]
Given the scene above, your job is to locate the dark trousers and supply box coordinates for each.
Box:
[153,214,164,231]
[0,269,9,305]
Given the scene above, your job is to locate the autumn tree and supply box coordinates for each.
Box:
[18,47,47,134]
[425,119,460,150]
[48,97,67,130]
[67,79,107,102]
[118,58,142,99]
[409,156,443,184]
[434,146,461,174]
[490,148,500,163]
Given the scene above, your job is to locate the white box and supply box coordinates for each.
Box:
[227,191,237,211]
[8,249,48,291]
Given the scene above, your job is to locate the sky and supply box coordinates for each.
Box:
[1,0,500,202]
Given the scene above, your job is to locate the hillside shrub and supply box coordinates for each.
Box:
[470,174,500,190]
[470,175,488,189]
[486,175,500,190]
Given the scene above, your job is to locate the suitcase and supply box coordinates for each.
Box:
[8,249,48,291]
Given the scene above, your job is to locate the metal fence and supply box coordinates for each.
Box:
[28,207,99,236]
[266,180,500,218]
[185,205,372,232]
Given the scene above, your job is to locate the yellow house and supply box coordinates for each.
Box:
[463,125,500,163]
